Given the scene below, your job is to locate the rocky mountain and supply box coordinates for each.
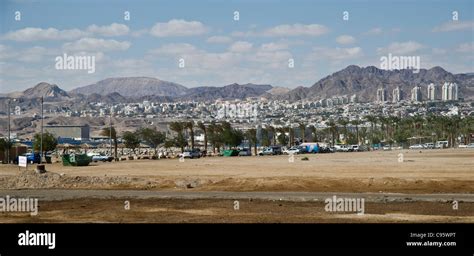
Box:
[177,83,273,101]
[279,65,474,102]
[22,82,70,100]
[70,77,188,98]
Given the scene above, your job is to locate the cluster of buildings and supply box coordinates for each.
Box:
[376,82,459,103]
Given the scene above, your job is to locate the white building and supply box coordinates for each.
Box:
[350,94,358,103]
[411,86,422,102]
[427,83,436,101]
[442,82,458,101]
[376,88,387,103]
[392,87,401,103]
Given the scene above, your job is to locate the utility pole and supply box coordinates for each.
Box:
[7,99,11,164]
[109,106,112,157]
[40,96,43,164]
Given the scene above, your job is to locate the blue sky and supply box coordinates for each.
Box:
[0,0,473,92]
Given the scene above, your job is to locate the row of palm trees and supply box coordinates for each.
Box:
[167,115,473,153]
[101,115,472,159]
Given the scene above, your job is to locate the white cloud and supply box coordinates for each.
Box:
[377,41,424,55]
[0,44,16,60]
[260,42,289,51]
[63,38,130,52]
[206,36,232,43]
[2,23,131,41]
[148,43,200,55]
[2,27,87,41]
[229,41,253,52]
[364,27,382,35]
[150,19,208,37]
[263,23,328,37]
[336,35,355,44]
[17,46,52,62]
[87,23,129,36]
[456,42,474,53]
[432,21,474,32]
[311,47,363,60]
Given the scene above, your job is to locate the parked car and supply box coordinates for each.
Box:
[88,153,113,162]
[283,146,301,155]
[409,144,424,149]
[334,144,350,152]
[382,145,391,151]
[350,145,360,152]
[258,146,282,156]
[238,148,252,156]
[424,143,435,149]
[436,141,448,149]
[179,149,201,159]
[14,153,41,164]
[466,143,474,148]
[318,146,333,153]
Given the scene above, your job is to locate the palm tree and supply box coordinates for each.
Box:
[299,122,306,143]
[460,117,474,145]
[327,119,337,146]
[208,122,223,153]
[261,128,270,147]
[288,126,295,147]
[350,120,361,144]
[245,128,258,156]
[337,118,349,143]
[185,121,195,149]
[308,125,317,142]
[267,125,276,145]
[197,121,208,153]
[169,121,186,153]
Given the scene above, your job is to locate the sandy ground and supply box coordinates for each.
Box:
[0,149,473,193]
[0,149,472,223]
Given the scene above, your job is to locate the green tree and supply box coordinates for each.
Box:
[122,131,140,154]
[208,122,223,153]
[308,125,317,142]
[267,126,276,145]
[299,122,306,143]
[169,122,187,152]
[33,132,57,157]
[197,121,208,153]
[277,128,289,146]
[350,120,361,144]
[261,128,271,147]
[185,121,195,149]
[138,128,165,154]
[245,128,258,156]
[327,119,338,145]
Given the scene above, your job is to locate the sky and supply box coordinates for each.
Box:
[0,0,473,92]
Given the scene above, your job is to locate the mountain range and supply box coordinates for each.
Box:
[2,65,473,105]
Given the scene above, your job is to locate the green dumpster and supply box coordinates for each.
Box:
[62,153,91,166]
[223,149,239,157]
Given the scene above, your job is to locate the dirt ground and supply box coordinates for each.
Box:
[1,198,473,223]
[0,149,472,223]
[0,149,473,193]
